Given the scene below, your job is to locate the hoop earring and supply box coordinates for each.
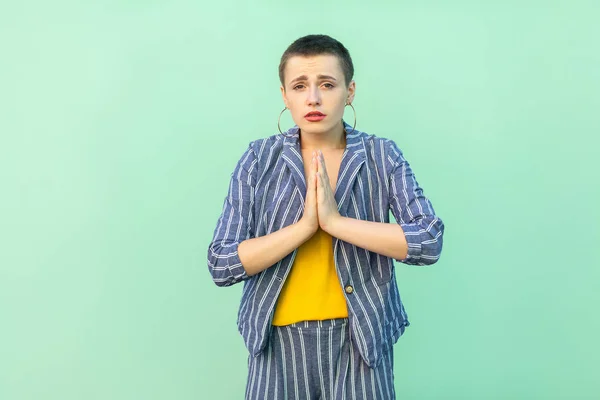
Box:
[278,106,293,137]
[344,102,356,135]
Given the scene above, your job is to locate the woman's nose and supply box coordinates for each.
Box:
[306,86,321,106]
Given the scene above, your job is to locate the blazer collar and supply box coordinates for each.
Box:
[280,120,367,214]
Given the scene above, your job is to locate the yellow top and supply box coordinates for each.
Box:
[271,227,348,326]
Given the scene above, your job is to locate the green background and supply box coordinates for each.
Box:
[2,1,599,399]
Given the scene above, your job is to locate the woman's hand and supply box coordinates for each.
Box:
[300,150,319,233]
[315,149,342,232]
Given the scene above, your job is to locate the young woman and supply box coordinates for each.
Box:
[207,34,445,400]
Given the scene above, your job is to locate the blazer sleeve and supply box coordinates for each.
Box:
[207,143,257,286]
[387,141,444,265]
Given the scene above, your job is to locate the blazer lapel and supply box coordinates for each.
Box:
[335,121,366,216]
[281,126,306,201]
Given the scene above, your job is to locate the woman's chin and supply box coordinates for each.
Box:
[299,123,332,135]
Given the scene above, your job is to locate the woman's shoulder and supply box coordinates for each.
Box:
[355,129,408,171]
[245,133,285,155]
[355,128,404,157]
[241,127,404,160]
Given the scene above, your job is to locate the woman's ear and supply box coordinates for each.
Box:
[347,80,356,104]
[280,85,288,108]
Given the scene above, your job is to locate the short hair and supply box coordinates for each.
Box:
[279,34,354,89]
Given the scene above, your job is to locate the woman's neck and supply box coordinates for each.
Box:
[299,124,347,151]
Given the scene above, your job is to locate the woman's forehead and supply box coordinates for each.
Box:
[285,54,343,81]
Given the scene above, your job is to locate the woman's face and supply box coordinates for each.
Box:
[280,54,355,139]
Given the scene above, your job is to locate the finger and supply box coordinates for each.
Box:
[317,154,331,191]
[318,150,329,178]
[306,156,314,201]
[317,173,326,205]
[312,153,318,189]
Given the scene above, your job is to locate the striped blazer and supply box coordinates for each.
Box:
[207,120,444,368]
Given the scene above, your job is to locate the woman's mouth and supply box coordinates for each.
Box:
[305,112,326,122]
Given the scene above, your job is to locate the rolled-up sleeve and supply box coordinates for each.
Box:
[387,141,444,265]
[207,143,257,286]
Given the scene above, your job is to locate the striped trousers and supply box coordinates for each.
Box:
[245,318,396,400]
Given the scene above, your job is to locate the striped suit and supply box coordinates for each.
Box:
[246,318,396,399]
[207,121,444,397]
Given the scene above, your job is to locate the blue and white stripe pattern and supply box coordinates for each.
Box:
[207,120,444,368]
[245,318,396,400]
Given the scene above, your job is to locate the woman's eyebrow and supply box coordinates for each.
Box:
[289,75,338,85]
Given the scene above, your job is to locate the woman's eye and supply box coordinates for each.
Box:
[293,83,334,90]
